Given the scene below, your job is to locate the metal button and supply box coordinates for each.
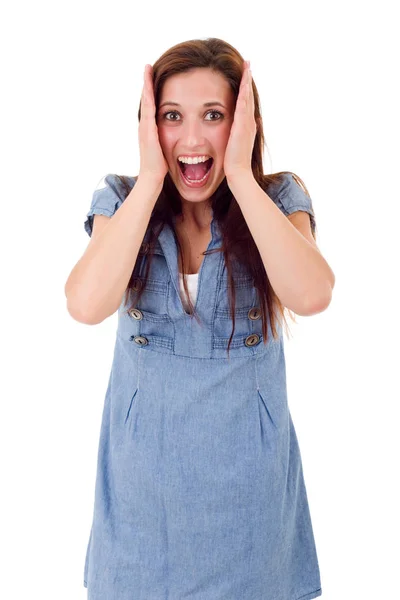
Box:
[132,278,143,291]
[133,335,148,346]
[129,308,143,320]
[139,242,150,254]
[245,334,260,347]
[248,307,261,320]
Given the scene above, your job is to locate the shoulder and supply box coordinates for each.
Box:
[84,174,138,237]
[264,171,316,235]
[93,174,138,200]
[264,171,309,201]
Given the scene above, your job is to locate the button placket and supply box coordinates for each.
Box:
[130,243,149,344]
[156,217,222,320]
[248,306,261,320]
[245,333,260,347]
[133,335,148,346]
[247,303,263,347]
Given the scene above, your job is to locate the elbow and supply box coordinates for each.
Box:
[300,283,334,316]
[66,298,106,325]
[65,279,109,325]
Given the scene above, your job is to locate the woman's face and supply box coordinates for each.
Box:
[156,68,235,203]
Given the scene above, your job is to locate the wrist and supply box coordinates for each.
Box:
[136,172,165,194]
[226,169,256,190]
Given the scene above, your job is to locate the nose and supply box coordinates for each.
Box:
[180,117,206,148]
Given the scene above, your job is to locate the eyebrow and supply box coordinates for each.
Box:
[158,101,227,109]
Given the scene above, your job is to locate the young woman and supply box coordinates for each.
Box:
[65,37,334,600]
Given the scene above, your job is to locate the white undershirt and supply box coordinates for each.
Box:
[178,272,199,313]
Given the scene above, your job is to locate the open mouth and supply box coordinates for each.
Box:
[177,157,214,187]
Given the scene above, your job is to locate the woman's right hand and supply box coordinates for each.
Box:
[138,64,169,186]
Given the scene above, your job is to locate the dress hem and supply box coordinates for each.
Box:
[295,588,322,600]
[83,581,322,600]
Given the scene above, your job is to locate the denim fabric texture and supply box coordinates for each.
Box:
[82,173,322,599]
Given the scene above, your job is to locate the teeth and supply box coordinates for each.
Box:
[183,170,210,183]
[178,155,210,164]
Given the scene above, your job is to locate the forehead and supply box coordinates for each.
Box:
[159,68,233,107]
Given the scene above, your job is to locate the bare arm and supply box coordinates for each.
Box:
[227,171,335,317]
[65,175,163,325]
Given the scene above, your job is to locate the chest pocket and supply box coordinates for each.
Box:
[131,241,170,311]
[213,259,263,344]
[127,241,174,350]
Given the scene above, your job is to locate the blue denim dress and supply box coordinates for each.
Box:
[82,173,322,600]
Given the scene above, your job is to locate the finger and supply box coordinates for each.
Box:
[234,62,250,113]
[246,62,251,87]
[240,62,251,97]
[237,72,247,105]
[247,66,254,108]
[241,63,248,88]
[141,66,147,104]
[141,65,155,117]
[143,65,151,100]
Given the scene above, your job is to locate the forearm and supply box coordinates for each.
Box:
[227,172,334,316]
[65,175,162,324]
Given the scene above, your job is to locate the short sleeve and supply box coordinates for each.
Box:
[84,174,136,237]
[266,172,316,235]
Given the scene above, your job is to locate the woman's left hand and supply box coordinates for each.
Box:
[223,61,257,181]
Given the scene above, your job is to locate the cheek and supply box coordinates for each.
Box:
[157,128,176,154]
[213,127,232,157]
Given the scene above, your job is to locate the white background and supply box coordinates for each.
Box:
[1,1,399,598]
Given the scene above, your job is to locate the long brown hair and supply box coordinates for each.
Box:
[119,37,317,356]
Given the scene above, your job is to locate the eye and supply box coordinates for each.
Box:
[205,110,223,121]
[162,111,180,121]
[161,110,223,122]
